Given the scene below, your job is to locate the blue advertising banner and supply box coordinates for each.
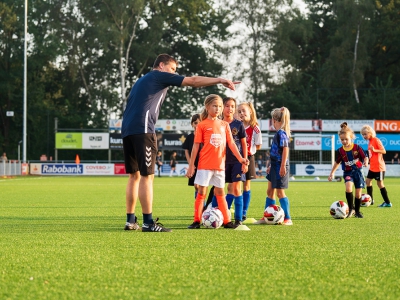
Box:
[41,164,83,175]
[322,134,400,151]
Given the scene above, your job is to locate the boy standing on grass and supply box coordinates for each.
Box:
[122,53,239,232]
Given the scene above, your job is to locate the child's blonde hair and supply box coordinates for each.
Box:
[360,124,376,138]
[238,102,258,127]
[271,107,291,138]
[200,94,222,121]
[339,122,355,139]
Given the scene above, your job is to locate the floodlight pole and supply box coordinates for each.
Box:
[22,0,28,162]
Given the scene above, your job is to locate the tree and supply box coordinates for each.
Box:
[227,0,289,112]
[269,0,399,119]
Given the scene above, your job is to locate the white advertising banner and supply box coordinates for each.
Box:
[261,133,271,150]
[82,133,109,149]
[83,164,114,175]
[294,137,322,150]
[295,164,345,176]
[154,119,193,131]
[30,163,42,175]
[322,120,374,132]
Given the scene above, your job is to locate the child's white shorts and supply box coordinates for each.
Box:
[194,169,225,188]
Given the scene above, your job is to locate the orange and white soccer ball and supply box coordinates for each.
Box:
[360,194,372,207]
[330,200,349,219]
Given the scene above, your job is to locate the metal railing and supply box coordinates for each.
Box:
[0,161,22,176]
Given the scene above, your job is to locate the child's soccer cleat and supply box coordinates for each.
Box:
[347,209,355,218]
[142,218,172,232]
[253,218,267,225]
[223,221,236,229]
[354,212,364,218]
[283,219,293,226]
[187,222,201,229]
[378,202,392,208]
[234,220,243,227]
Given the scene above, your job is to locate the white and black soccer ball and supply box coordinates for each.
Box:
[360,194,372,207]
[330,200,349,219]
[263,205,285,225]
[202,208,224,229]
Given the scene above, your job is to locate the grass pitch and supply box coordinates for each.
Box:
[0,176,399,299]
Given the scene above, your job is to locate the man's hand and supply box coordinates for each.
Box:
[220,78,241,91]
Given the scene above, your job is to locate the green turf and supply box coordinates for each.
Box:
[0,176,399,299]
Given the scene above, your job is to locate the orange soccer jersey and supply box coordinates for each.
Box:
[368,137,386,172]
[194,118,233,171]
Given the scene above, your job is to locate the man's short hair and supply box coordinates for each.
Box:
[153,54,178,69]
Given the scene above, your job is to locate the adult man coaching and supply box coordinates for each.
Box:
[122,53,240,232]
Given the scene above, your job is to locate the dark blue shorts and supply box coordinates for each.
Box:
[225,163,246,183]
[266,161,289,189]
[343,169,365,189]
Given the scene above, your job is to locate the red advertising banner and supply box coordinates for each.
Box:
[114,163,126,175]
[375,120,400,132]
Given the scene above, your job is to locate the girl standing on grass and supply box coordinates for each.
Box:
[328,122,368,218]
[221,97,248,226]
[186,94,248,229]
[182,114,201,201]
[255,107,293,225]
[237,102,262,220]
[361,125,392,208]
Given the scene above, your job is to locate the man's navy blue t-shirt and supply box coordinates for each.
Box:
[121,70,184,137]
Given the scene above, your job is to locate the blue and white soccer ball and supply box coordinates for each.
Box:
[263,205,285,225]
[202,208,224,229]
[330,200,349,219]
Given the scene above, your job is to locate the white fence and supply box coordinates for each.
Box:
[0,161,22,176]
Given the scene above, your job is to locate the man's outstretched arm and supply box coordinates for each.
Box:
[181,76,240,91]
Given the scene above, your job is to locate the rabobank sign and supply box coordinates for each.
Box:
[305,165,315,175]
[42,164,83,175]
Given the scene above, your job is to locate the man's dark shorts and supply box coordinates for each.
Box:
[123,134,157,175]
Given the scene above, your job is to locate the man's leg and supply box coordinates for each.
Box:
[139,174,171,232]
[138,174,154,215]
[125,172,140,230]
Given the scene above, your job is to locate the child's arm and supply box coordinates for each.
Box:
[186,143,200,178]
[228,139,248,166]
[328,162,341,181]
[240,137,248,173]
[370,146,386,155]
[280,146,289,177]
[184,149,190,164]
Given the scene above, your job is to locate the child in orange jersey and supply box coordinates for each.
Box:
[237,102,262,220]
[186,94,248,229]
[361,125,392,207]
